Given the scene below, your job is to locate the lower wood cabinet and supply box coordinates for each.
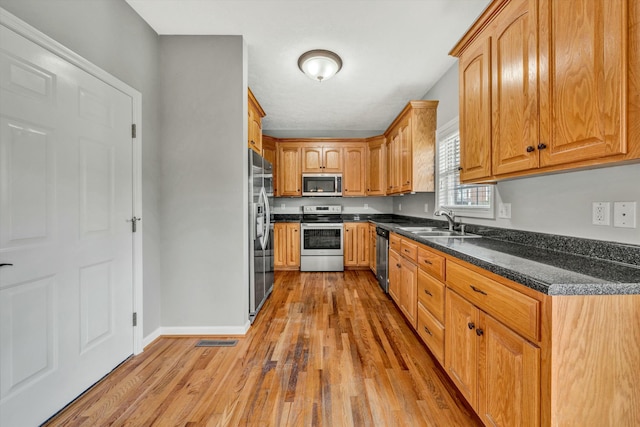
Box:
[445,268,540,427]
[274,223,300,270]
[344,222,369,268]
[388,233,417,329]
[369,223,376,274]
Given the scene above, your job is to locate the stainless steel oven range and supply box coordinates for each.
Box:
[300,205,344,272]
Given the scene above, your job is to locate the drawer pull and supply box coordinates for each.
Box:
[423,259,433,265]
[423,326,433,336]
[468,322,475,330]
[470,285,487,295]
[476,328,484,337]
[404,249,411,254]
[423,289,433,297]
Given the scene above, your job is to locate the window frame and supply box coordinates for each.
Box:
[436,117,495,219]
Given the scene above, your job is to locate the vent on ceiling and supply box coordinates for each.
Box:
[195,339,238,347]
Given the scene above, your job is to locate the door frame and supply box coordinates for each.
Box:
[0,8,145,355]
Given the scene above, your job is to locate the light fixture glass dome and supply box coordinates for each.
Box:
[298,49,343,82]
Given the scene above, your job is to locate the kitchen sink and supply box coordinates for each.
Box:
[411,230,481,238]
[398,226,438,232]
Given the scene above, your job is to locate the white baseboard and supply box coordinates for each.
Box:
[142,322,252,349]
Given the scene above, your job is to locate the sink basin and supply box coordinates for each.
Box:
[398,226,437,232]
[412,230,481,238]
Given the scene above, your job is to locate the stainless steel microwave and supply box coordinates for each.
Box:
[302,174,342,197]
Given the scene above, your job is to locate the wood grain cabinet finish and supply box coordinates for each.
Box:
[384,101,438,194]
[302,144,342,173]
[451,0,639,183]
[366,136,386,196]
[343,222,369,268]
[277,143,301,197]
[388,248,402,304]
[274,223,300,270]
[248,88,265,154]
[342,145,367,196]
[445,284,540,427]
[262,135,277,195]
[369,223,377,274]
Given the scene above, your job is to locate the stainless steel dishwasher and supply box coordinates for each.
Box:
[375,227,389,293]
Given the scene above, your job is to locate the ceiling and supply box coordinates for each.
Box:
[126,0,490,137]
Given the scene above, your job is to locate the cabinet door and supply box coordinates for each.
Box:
[356,223,369,266]
[322,145,343,172]
[459,36,492,182]
[262,137,277,195]
[343,146,366,196]
[398,119,412,193]
[367,140,386,195]
[386,132,400,193]
[301,146,323,172]
[369,225,377,273]
[492,0,539,175]
[343,223,358,267]
[274,223,286,268]
[285,224,300,267]
[477,313,540,427]
[278,145,301,196]
[445,289,479,408]
[388,249,402,304]
[400,257,417,328]
[538,0,627,166]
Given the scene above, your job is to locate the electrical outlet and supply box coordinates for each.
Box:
[398,203,402,211]
[592,202,610,226]
[498,203,512,219]
[364,203,369,209]
[424,203,429,213]
[613,202,636,228]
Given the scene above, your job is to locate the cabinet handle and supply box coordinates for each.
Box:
[423,326,433,336]
[468,322,475,330]
[538,143,547,150]
[404,249,410,253]
[396,264,401,268]
[470,285,487,295]
[526,145,535,152]
[423,259,432,265]
[0,263,14,267]
[251,140,256,145]
[476,328,484,337]
[457,167,463,171]
[423,289,433,297]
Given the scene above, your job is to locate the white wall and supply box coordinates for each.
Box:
[395,64,640,245]
[0,0,164,337]
[159,36,249,330]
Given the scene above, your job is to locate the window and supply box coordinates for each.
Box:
[437,118,494,218]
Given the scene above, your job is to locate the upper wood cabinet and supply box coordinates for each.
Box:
[384,101,438,195]
[248,88,266,154]
[301,144,342,173]
[451,0,639,183]
[262,135,277,195]
[342,145,366,196]
[366,136,386,196]
[277,143,301,197]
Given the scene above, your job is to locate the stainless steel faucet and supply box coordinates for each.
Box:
[434,209,458,232]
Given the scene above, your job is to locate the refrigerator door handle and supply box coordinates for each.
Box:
[259,186,269,250]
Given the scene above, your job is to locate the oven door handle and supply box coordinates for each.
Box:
[301,223,343,227]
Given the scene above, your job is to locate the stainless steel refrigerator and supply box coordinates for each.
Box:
[248,149,274,322]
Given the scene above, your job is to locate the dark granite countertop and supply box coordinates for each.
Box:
[374,221,640,296]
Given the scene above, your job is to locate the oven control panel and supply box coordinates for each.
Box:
[303,205,342,214]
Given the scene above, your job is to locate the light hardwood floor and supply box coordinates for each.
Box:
[46,271,481,426]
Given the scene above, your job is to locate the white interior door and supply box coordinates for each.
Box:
[0,25,134,426]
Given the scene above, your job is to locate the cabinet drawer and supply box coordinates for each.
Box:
[417,246,445,281]
[417,269,445,324]
[400,239,418,262]
[446,262,539,342]
[390,233,401,253]
[417,303,445,364]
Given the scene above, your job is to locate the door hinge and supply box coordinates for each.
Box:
[131,124,137,138]
[133,312,138,327]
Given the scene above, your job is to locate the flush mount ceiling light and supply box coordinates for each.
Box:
[297,49,343,82]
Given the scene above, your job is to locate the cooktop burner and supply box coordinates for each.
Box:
[302,205,343,223]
